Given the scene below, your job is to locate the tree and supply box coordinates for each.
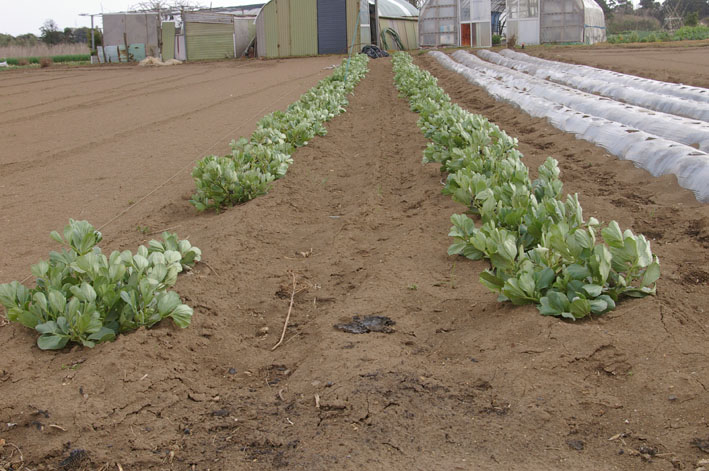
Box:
[639,0,660,11]
[40,19,64,45]
[132,0,203,15]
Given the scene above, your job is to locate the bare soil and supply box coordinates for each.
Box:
[1,48,708,471]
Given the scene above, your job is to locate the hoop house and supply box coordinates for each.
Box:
[418,0,492,47]
[507,0,605,45]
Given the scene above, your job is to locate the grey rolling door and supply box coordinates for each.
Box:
[317,0,347,54]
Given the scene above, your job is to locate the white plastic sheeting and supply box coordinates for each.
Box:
[430,51,709,203]
[540,0,605,44]
[470,50,709,152]
[499,49,709,105]
[493,49,709,122]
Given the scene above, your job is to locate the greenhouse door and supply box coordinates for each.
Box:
[317,0,347,54]
[461,23,471,46]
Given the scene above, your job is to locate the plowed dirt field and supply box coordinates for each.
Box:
[1,45,708,470]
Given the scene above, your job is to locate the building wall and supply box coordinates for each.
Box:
[185,22,235,60]
[162,22,175,59]
[102,13,159,56]
[257,0,370,57]
[290,0,318,55]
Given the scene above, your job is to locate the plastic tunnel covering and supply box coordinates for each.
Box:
[429,51,709,203]
[496,49,709,121]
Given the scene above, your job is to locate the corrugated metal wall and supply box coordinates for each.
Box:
[256,0,371,57]
[162,22,175,59]
[346,0,360,52]
[276,0,291,56]
[318,0,348,54]
[290,0,318,55]
[263,2,279,57]
[185,22,234,60]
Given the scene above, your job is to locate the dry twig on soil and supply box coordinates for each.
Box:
[272,271,297,351]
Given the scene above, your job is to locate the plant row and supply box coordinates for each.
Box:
[0,220,201,350]
[392,52,660,320]
[190,54,370,212]
[0,54,90,65]
[607,25,709,44]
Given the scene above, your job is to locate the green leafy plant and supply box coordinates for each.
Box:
[191,54,370,212]
[392,52,660,320]
[0,220,201,350]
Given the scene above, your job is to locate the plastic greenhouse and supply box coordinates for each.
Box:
[507,0,606,45]
[418,0,492,47]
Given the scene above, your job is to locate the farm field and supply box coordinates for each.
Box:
[1,46,708,470]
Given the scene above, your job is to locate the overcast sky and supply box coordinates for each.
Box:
[1,1,259,36]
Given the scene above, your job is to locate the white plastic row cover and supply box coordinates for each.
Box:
[466,50,709,152]
[496,49,709,107]
[494,49,708,122]
[429,51,709,203]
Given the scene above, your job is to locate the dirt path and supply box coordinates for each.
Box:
[0,53,708,470]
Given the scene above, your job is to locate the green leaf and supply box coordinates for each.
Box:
[601,221,624,248]
[50,231,64,245]
[170,304,193,328]
[87,326,116,343]
[447,241,467,256]
[566,264,591,280]
[157,292,181,315]
[48,290,66,315]
[582,284,603,298]
[479,270,504,292]
[642,258,660,287]
[535,268,556,292]
[538,291,569,317]
[37,333,69,350]
[569,298,591,319]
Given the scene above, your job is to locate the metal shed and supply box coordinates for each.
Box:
[183,11,257,60]
[507,0,605,45]
[418,0,492,47]
[256,0,419,58]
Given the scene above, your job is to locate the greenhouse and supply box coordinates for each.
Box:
[418,0,492,47]
[506,0,606,45]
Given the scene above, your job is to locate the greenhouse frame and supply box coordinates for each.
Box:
[507,0,606,45]
[418,0,492,47]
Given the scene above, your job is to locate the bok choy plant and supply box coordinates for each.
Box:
[392,52,659,320]
[0,219,201,350]
[190,54,370,212]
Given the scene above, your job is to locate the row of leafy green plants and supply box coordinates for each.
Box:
[0,54,90,65]
[0,221,201,349]
[190,54,370,211]
[607,25,709,44]
[392,52,659,320]
[0,55,371,350]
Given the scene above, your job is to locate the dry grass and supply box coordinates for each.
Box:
[0,43,88,59]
